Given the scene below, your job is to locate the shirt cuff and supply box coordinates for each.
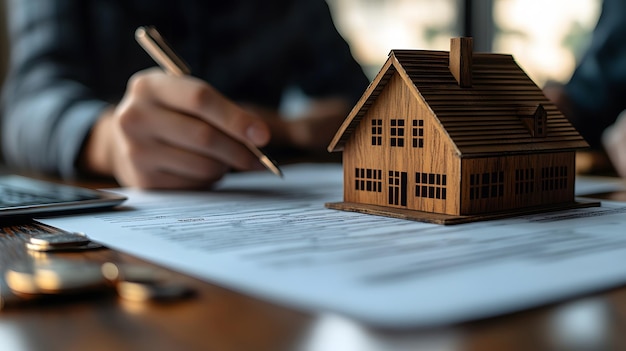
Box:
[56,99,110,180]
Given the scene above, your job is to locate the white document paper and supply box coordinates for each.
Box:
[39,164,626,327]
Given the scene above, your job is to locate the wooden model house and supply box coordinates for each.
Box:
[326,38,598,224]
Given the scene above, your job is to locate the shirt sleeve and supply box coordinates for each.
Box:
[1,0,109,179]
[563,0,626,148]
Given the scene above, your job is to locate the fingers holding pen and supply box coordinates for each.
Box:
[127,69,271,147]
[104,69,271,188]
[118,138,231,189]
[133,27,281,178]
[116,101,261,171]
[122,69,269,167]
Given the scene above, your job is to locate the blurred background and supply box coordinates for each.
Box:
[327,0,601,87]
[0,1,601,90]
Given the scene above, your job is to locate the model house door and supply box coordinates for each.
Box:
[388,171,407,206]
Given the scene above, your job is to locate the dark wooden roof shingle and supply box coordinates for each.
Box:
[328,49,588,156]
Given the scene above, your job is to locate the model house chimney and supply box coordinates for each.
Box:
[449,37,473,88]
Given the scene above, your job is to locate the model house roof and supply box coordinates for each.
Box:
[328,40,588,156]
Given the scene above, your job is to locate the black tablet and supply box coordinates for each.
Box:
[0,175,127,219]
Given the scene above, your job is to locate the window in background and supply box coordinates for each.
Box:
[327,0,458,78]
[327,0,601,86]
[493,0,601,86]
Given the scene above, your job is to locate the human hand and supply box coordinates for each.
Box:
[246,98,350,154]
[602,110,626,178]
[81,68,270,189]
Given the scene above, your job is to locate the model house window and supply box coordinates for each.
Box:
[390,119,405,147]
[515,168,535,195]
[470,171,504,200]
[412,119,424,148]
[355,168,382,192]
[371,119,382,146]
[415,172,446,199]
[536,113,545,137]
[541,166,568,191]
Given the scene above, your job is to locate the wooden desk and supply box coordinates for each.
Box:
[3,220,626,350]
[2,167,626,351]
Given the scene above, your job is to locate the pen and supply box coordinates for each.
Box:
[134,25,283,178]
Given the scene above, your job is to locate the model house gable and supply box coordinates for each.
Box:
[351,68,454,154]
[328,51,459,156]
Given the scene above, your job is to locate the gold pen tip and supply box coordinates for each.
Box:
[260,156,283,178]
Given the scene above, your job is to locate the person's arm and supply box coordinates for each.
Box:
[1,0,108,179]
[2,0,366,187]
[2,1,272,189]
[560,0,626,148]
[554,0,626,178]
